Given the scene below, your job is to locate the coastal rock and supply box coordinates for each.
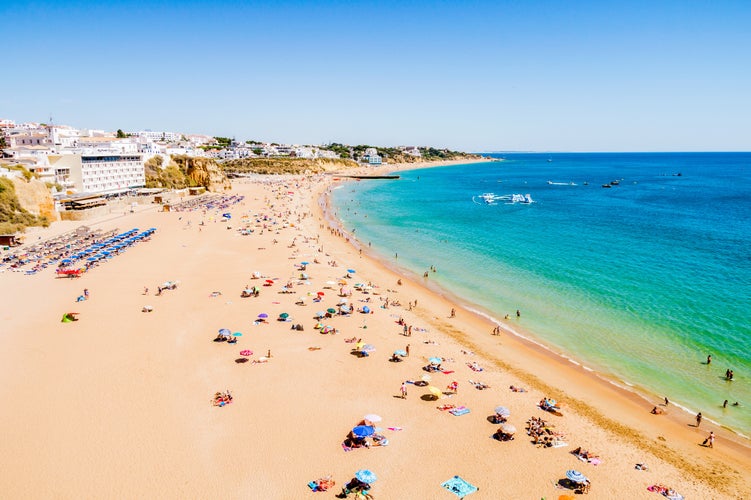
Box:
[10,177,59,223]
[222,157,358,175]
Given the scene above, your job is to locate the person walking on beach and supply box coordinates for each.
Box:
[450,308,455,318]
[702,431,715,448]
[707,354,712,365]
[405,344,410,357]
[696,412,702,427]
[400,382,408,399]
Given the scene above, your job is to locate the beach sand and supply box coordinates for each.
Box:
[1,163,749,499]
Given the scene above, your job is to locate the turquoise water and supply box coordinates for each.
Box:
[331,153,751,435]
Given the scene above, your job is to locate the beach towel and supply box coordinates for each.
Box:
[387,427,403,431]
[449,406,470,416]
[441,476,478,498]
[442,370,455,374]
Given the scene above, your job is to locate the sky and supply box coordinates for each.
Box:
[2,0,750,152]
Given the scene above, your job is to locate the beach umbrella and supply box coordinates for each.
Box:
[428,386,443,398]
[61,259,72,264]
[361,344,376,353]
[362,306,370,314]
[363,414,382,423]
[393,349,407,357]
[218,328,231,337]
[351,425,375,438]
[494,406,511,417]
[354,469,377,484]
[429,357,442,365]
[317,291,325,296]
[232,332,243,337]
[301,261,309,265]
[565,470,587,484]
[239,350,253,356]
[340,305,351,313]
[500,423,516,435]
[265,279,274,284]
[347,269,356,274]
[315,311,325,318]
[257,313,268,319]
[279,313,289,319]
[326,308,337,314]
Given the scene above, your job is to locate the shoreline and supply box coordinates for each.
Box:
[319,160,751,492]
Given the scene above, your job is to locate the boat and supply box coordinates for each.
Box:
[474,193,534,205]
[548,181,577,186]
[601,183,612,188]
[610,180,620,185]
[480,193,496,204]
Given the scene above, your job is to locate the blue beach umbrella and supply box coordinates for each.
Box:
[347,269,356,274]
[565,470,587,484]
[393,349,407,357]
[352,425,375,438]
[61,259,72,264]
[315,311,325,318]
[300,261,309,265]
[218,328,231,336]
[429,357,442,365]
[361,344,376,353]
[257,313,268,319]
[362,306,370,314]
[355,469,377,484]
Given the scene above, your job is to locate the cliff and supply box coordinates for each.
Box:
[145,155,231,192]
[0,176,56,234]
[222,157,358,175]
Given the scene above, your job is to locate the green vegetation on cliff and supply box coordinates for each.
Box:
[0,177,50,234]
[320,144,479,163]
[222,157,358,175]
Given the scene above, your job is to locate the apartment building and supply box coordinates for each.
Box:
[47,153,145,194]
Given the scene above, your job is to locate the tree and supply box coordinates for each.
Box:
[116,129,127,138]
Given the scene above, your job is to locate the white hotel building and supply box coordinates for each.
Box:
[47,153,145,195]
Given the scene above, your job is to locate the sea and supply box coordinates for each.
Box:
[330,152,751,436]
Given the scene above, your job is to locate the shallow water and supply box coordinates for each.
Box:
[332,153,751,435]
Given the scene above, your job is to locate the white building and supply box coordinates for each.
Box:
[130,130,182,143]
[47,153,145,195]
[77,137,138,154]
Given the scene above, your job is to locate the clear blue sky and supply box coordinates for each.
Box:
[3,0,750,151]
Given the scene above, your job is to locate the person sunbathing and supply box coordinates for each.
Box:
[227,336,238,344]
[510,385,527,392]
[214,334,227,342]
[572,447,598,460]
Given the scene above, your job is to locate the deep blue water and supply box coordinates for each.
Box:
[331,152,751,435]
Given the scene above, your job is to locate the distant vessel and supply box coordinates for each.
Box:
[547,180,577,186]
[473,193,534,205]
[602,183,612,188]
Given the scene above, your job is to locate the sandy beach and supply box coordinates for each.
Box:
[1,162,749,499]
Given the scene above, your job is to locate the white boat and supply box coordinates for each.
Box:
[474,193,534,205]
[548,180,577,186]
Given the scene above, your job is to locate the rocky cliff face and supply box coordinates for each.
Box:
[13,177,59,223]
[170,156,232,191]
[222,157,358,175]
